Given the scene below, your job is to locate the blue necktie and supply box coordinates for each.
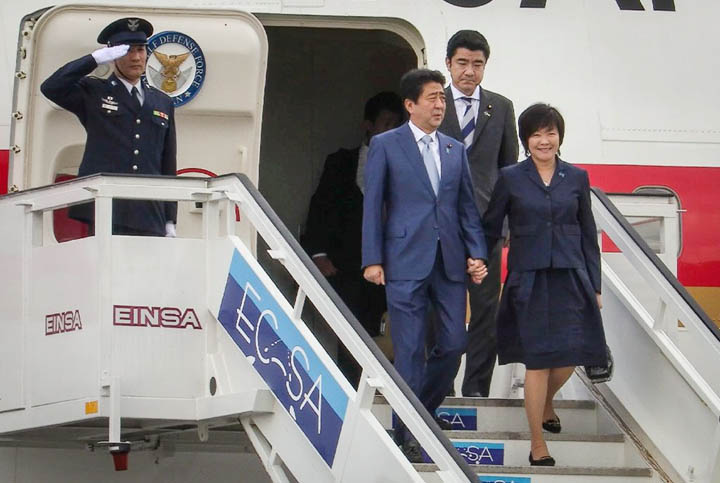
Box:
[421,135,440,195]
[460,97,475,152]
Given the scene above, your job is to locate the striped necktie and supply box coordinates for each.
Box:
[420,135,440,195]
[460,97,476,152]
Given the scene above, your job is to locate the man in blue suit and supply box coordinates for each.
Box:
[361,69,488,460]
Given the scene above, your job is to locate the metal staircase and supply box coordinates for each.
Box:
[0,173,718,482]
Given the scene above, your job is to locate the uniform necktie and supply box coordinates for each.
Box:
[460,97,476,152]
[420,135,440,195]
[131,86,142,109]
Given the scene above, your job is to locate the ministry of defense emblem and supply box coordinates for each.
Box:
[144,31,206,107]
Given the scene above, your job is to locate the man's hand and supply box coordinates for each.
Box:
[467,258,488,284]
[165,222,176,238]
[363,264,385,285]
[596,293,603,309]
[92,44,130,65]
[313,255,338,277]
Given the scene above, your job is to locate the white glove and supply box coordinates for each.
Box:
[91,44,130,65]
[165,222,177,238]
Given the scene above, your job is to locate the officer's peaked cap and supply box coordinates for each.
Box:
[97,17,153,46]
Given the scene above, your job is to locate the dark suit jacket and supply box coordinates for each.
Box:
[303,147,363,273]
[439,86,518,215]
[41,54,177,234]
[483,158,602,292]
[362,124,487,282]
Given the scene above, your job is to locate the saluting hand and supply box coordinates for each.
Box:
[363,264,385,286]
[92,44,130,65]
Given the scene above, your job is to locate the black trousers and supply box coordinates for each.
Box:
[462,240,502,397]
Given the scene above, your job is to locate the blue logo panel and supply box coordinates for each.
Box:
[478,477,531,483]
[436,406,477,430]
[455,442,504,465]
[217,249,348,467]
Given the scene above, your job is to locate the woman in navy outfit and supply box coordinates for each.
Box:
[483,104,608,466]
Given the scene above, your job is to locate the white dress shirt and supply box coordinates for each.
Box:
[118,76,144,106]
[355,142,370,193]
[408,120,441,178]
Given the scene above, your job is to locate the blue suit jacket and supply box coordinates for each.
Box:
[361,123,487,282]
[483,158,602,292]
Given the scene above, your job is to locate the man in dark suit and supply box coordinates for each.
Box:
[439,30,519,397]
[304,92,403,386]
[41,17,177,237]
[362,69,487,460]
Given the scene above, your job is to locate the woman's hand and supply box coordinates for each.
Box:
[467,258,488,284]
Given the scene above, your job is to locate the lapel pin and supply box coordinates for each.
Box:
[111,80,117,86]
[559,171,565,178]
[446,143,452,153]
[483,111,491,117]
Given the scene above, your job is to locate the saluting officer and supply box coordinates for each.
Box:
[41,17,177,237]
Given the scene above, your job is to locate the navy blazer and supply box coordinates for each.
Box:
[361,123,487,282]
[41,54,177,234]
[483,158,601,292]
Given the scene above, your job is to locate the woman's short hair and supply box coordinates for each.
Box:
[518,103,565,156]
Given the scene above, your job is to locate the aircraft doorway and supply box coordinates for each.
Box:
[255,20,421,338]
[257,20,421,243]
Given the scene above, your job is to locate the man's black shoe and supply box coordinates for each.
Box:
[434,416,452,430]
[402,440,424,463]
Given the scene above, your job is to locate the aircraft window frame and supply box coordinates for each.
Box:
[632,185,683,258]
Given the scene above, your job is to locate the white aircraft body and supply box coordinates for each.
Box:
[0,1,719,482]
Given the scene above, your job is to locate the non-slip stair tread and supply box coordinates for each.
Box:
[414,463,653,477]
[445,431,625,443]
[373,395,596,409]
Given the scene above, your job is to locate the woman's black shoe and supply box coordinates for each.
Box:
[529,452,556,466]
[542,417,561,433]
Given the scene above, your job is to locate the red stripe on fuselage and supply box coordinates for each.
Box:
[580,164,720,287]
[0,150,8,195]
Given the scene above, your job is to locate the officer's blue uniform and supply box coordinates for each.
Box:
[41,54,177,235]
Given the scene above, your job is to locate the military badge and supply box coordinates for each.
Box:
[144,31,206,107]
[153,110,169,120]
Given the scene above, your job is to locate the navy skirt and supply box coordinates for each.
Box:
[497,268,608,370]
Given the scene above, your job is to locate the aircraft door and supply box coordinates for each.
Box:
[10,4,268,239]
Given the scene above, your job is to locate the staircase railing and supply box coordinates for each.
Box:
[0,173,477,483]
[590,187,720,483]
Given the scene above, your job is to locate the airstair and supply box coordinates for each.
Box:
[1,173,718,483]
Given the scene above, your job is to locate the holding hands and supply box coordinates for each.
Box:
[467,258,487,284]
[92,44,130,65]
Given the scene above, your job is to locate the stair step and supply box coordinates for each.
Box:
[373,397,603,434]
[416,463,654,482]
[373,396,596,409]
[439,432,633,468]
